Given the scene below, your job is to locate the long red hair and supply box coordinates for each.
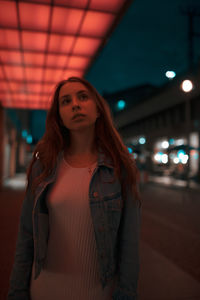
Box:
[26,77,141,206]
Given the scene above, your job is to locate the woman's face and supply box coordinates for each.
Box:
[58,81,99,131]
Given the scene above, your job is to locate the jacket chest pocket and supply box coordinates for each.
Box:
[37,213,49,261]
[104,196,122,232]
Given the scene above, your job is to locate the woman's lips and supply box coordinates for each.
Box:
[73,114,86,120]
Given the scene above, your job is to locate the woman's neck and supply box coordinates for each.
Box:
[63,149,98,167]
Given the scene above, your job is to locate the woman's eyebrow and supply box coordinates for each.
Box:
[77,89,88,94]
[60,90,88,99]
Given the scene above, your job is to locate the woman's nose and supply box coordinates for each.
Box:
[71,96,79,105]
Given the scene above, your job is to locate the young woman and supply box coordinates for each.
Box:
[7,77,141,300]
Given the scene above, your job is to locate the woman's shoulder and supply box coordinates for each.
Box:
[30,153,43,179]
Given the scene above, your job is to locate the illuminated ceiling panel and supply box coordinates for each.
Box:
[0,29,20,48]
[0,1,17,27]
[26,82,42,93]
[22,32,48,51]
[0,0,133,109]
[73,37,101,55]
[46,54,68,68]
[19,2,51,31]
[51,7,84,34]
[80,11,115,37]
[9,81,26,92]
[24,52,45,66]
[54,0,88,8]
[0,81,8,90]
[68,56,90,69]
[0,50,22,64]
[25,67,43,81]
[48,34,75,53]
[5,66,24,80]
[90,0,124,12]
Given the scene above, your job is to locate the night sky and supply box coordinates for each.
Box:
[86,0,200,95]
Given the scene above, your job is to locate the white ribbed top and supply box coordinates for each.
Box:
[30,155,117,300]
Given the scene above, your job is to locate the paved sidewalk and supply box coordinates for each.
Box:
[3,172,200,191]
[139,241,200,300]
[148,174,200,190]
[0,188,25,300]
[3,173,26,190]
[140,182,200,283]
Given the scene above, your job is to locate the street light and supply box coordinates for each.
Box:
[139,137,146,144]
[181,79,194,188]
[117,99,126,111]
[161,141,169,149]
[181,79,193,92]
[165,71,176,79]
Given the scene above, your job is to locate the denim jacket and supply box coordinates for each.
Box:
[7,146,141,300]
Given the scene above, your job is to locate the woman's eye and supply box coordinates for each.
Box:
[62,99,70,104]
[61,94,88,104]
[80,94,88,100]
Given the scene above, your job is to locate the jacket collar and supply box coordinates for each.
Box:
[56,145,114,170]
[41,145,115,185]
[35,145,115,193]
[97,145,114,169]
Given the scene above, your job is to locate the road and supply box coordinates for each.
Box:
[139,182,200,300]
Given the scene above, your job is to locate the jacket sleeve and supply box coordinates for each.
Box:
[112,184,141,300]
[7,161,39,300]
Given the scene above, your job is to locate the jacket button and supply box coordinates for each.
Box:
[93,192,98,197]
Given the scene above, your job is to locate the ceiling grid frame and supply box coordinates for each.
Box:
[16,0,28,108]
[39,0,55,109]
[0,0,133,109]
[55,0,91,84]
